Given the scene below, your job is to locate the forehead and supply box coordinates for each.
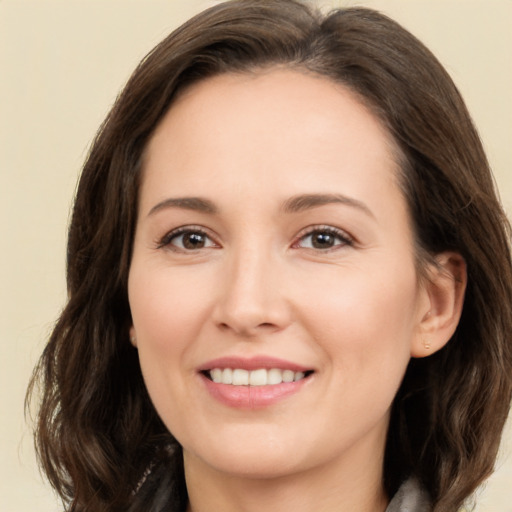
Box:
[154,69,395,147]
[140,68,404,215]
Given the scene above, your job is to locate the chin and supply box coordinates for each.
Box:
[205,454,302,480]
[183,432,308,479]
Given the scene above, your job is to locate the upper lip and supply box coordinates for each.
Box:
[197,356,312,373]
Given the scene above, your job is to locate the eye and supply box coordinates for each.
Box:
[158,227,218,251]
[294,226,353,251]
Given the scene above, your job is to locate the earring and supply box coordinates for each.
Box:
[130,335,136,343]
[423,339,431,350]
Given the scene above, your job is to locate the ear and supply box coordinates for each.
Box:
[411,252,467,358]
[129,326,138,348]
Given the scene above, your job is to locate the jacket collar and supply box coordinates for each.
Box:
[386,478,431,512]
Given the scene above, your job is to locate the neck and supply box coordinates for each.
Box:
[184,445,388,512]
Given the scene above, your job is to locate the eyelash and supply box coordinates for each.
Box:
[293,225,354,251]
[156,225,354,252]
[156,226,218,251]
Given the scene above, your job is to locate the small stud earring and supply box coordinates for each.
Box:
[423,339,431,350]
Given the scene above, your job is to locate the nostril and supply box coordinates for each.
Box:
[215,320,281,336]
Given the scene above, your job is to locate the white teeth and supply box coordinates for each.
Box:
[211,368,222,383]
[208,368,309,386]
[232,369,249,385]
[249,368,267,386]
[282,370,294,383]
[267,368,283,385]
[222,368,233,384]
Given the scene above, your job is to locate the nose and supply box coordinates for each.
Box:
[212,246,292,337]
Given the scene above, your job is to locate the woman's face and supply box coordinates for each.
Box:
[128,69,430,479]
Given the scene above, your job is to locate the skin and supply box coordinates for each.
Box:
[128,69,465,512]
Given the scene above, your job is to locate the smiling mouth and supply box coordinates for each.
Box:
[203,368,314,386]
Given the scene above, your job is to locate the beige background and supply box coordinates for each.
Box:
[1,1,511,510]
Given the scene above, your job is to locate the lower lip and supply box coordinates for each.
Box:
[200,373,309,409]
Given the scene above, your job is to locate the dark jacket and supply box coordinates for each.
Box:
[386,478,431,512]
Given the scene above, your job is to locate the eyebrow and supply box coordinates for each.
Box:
[148,197,218,216]
[282,193,374,218]
[147,193,374,219]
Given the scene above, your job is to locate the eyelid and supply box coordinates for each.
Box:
[155,223,354,252]
[292,224,354,250]
[156,225,220,250]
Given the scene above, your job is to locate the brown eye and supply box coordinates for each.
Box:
[161,229,217,251]
[297,228,352,250]
[181,232,207,249]
[310,232,336,249]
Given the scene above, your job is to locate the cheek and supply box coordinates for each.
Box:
[127,266,211,420]
[128,265,212,351]
[127,266,211,429]
[296,260,419,368]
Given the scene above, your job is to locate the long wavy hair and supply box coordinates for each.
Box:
[27,1,512,511]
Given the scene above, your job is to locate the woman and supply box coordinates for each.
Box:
[28,1,512,511]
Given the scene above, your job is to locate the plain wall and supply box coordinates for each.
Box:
[1,1,511,510]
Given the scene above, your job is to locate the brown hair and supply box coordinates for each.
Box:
[28,1,512,511]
